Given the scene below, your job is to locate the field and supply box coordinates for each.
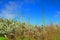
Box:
[0,18,60,40]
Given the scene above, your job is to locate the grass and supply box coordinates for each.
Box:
[0,37,7,40]
[52,37,60,40]
[0,18,60,40]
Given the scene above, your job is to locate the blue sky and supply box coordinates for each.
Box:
[0,0,60,25]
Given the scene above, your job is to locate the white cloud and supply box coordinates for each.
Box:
[0,1,27,20]
[54,11,60,18]
[0,1,18,19]
[56,12,60,14]
[0,10,16,19]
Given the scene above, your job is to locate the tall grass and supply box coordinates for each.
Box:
[0,18,60,40]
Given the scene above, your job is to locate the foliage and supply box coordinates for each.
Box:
[0,37,7,40]
[0,18,60,40]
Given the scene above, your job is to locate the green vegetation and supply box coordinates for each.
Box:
[0,37,7,40]
[0,18,60,40]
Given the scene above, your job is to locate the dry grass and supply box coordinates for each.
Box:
[0,18,60,40]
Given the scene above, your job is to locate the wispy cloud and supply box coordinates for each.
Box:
[56,12,60,14]
[0,10,16,19]
[54,11,60,17]
[0,0,38,19]
[0,1,18,19]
